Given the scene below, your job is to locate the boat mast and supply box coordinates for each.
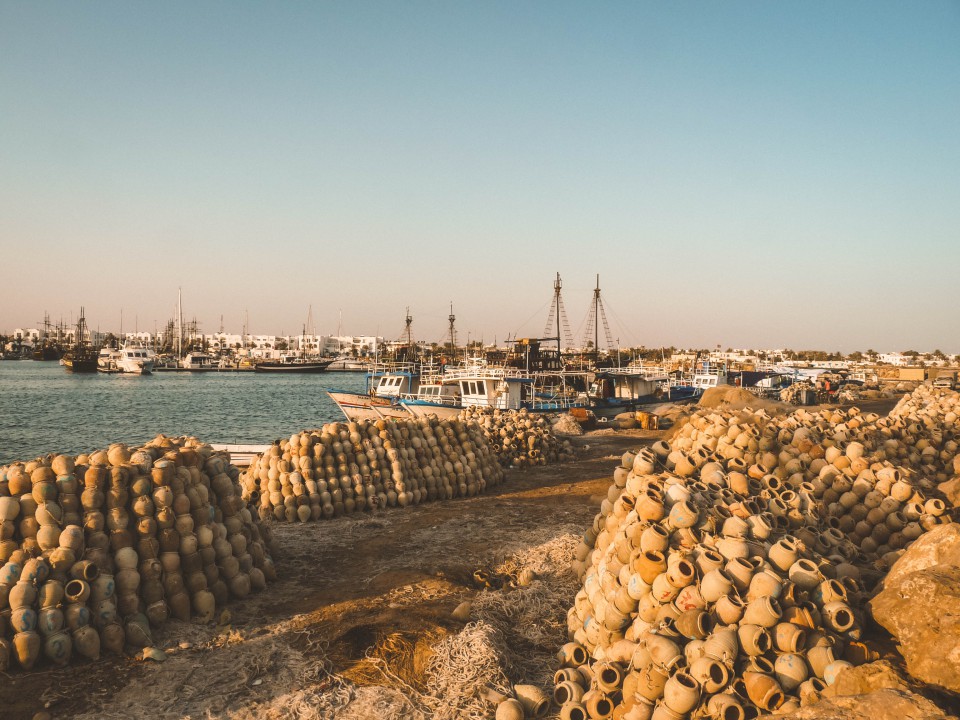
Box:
[594,275,599,358]
[177,288,183,360]
[447,301,456,361]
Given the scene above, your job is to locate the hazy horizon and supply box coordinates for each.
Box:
[2,2,958,352]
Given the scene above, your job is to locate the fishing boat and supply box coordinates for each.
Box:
[254,354,334,373]
[63,309,98,373]
[327,362,423,420]
[256,322,333,373]
[327,308,430,419]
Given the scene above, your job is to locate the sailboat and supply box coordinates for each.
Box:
[63,308,99,373]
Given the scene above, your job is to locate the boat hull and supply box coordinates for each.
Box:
[64,357,98,373]
[399,400,462,420]
[327,390,412,421]
[254,360,333,373]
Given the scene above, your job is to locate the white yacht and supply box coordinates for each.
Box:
[118,344,155,374]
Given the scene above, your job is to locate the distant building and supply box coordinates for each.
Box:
[879,353,910,366]
[13,328,41,342]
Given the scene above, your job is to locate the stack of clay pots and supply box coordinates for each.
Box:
[554,388,957,720]
[457,407,575,468]
[0,436,278,672]
[239,416,505,522]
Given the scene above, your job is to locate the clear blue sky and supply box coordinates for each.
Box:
[1,2,958,352]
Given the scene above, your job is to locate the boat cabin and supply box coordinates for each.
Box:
[183,352,214,369]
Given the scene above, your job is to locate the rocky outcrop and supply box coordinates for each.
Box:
[820,660,913,699]
[870,524,960,695]
[763,688,953,719]
[938,477,960,509]
[878,523,960,587]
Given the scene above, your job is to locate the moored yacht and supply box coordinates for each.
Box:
[118,344,155,374]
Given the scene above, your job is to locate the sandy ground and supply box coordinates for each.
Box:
[1,427,662,720]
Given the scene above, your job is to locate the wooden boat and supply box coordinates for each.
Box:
[63,308,98,373]
[254,354,333,373]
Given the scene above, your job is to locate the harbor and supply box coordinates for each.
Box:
[2,2,959,720]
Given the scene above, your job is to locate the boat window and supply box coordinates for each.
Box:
[476,380,485,394]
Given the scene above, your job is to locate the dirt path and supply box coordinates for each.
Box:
[1,430,657,720]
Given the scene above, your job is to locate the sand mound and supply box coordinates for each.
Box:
[552,413,585,436]
[698,385,791,413]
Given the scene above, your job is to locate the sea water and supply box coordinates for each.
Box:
[0,361,368,463]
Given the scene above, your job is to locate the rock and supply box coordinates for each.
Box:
[820,661,913,699]
[879,523,960,588]
[766,688,953,719]
[938,477,960,509]
[870,563,960,694]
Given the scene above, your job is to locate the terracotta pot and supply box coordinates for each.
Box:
[554,680,586,706]
[688,655,729,694]
[706,694,744,720]
[43,629,72,666]
[13,631,41,670]
[737,624,771,656]
[558,641,589,667]
[713,594,745,625]
[700,569,734,603]
[594,662,624,694]
[743,596,781,628]
[582,689,614,720]
[514,684,549,718]
[743,671,784,711]
[662,672,700,714]
[774,653,809,692]
[675,609,709,640]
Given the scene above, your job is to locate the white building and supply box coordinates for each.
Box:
[879,353,910,366]
[13,328,41,342]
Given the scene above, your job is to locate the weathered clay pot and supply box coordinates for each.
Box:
[743,671,784,711]
[13,631,41,669]
[43,629,72,666]
[662,671,701,714]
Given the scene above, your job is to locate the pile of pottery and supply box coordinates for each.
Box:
[0,436,278,672]
[779,383,817,405]
[554,388,957,720]
[239,417,505,522]
[457,407,576,468]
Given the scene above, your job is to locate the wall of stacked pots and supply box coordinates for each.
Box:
[551,386,958,720]
[0,437,278,672]
[239,417,507,522]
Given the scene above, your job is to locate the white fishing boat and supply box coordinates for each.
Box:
[327,362,422,420]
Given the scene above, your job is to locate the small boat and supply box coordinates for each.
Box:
[254,354,334,373]
[98,347,122,373]
[325,355,371,372]
[182,351,216,370]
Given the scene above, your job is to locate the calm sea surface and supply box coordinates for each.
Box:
[0,361,367,463]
